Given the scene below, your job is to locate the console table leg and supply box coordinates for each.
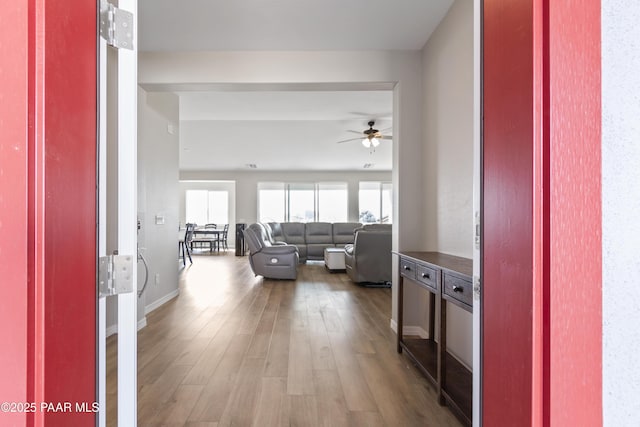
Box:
[438,297,447,406]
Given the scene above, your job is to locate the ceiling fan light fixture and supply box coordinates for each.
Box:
[362,136,379,148]
[338,120,391,149]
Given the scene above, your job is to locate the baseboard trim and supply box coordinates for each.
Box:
[403,325,430,339]
[105,316,148,337]
[390,318,397,334]
[106,324,118,338]
[145,288,180,315]
[137,316,147,331]
[389,319,430,339]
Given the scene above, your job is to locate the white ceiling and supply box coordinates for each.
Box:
[139,0,453,52]
[179,91,392,121]
[138,1,453,172]
[179,91,393,171]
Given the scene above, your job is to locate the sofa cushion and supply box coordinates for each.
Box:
[304,222,333,244]
[281,222,306,244]
[281,222,307,260]
[332,222,362,246]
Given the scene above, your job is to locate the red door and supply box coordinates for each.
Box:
[483,0,601,425]
[0,1,97,426]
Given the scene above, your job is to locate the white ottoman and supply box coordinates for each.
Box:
[324,247,346,271]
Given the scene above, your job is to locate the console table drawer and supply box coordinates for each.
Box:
[416,265,437,290]
[443,273,473,309]
[399,258,416,280]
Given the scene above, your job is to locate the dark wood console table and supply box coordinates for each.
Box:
[394,251,473,426]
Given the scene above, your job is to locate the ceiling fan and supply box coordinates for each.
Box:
[336,120,392,150]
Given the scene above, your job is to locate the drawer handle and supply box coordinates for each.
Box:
[453,285,463,293]
[403,265,411,271]
[421,273,430,279]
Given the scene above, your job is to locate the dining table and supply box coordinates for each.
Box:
[191,227,224,253]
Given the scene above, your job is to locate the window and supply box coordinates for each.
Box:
[207,191,229,225]
[257,182,348,223]
[258,183,285,222]
[288,183,315,222]
[317,183,348,222]
[185,190,229,225]
[359,181,393,223]
[381,182,393,223]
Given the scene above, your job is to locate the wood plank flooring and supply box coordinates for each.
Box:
[106,253,462,427]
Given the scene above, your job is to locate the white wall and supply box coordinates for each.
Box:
[419,0,474,368]
[423,0,474,259]
[139,50,425,324]
[180,170,392,228]
[137,90,181,316]
[602,0,640,423]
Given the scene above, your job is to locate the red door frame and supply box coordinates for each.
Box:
[1,1,97,426]
[0,3,30,426]
[483,0,601,425]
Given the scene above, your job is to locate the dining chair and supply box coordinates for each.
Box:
[220,224,230,251]
[179,223,195,265]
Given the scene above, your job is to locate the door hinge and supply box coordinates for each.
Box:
[99,254,134,297]
[473,275,481,300]
[100,0,134,50]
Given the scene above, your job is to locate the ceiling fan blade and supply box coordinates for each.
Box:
[347,130,364,135]
[379,135,393,140]
[349,112,393,121]
[336,137,362,144]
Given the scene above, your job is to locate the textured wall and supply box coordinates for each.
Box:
[421,0,474,368]
[547,0,602,423]
[422,0,474,259]
[602,0,640,424]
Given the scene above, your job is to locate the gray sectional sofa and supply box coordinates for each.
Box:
[265,222,362,262]
[245,221,393,284]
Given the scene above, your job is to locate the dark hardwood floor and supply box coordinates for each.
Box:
[106,252,462,426]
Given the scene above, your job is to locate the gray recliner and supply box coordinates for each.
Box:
[344,224,392,284]
[244,223,299,280]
